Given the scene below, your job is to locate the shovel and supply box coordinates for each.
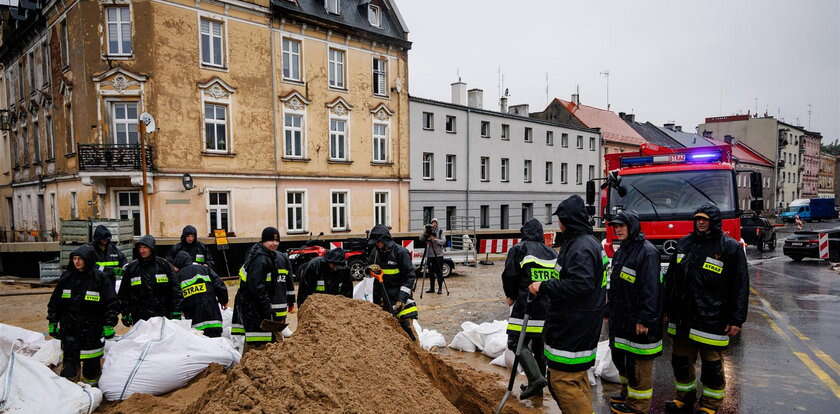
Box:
[494,295,533,414]
[259,319,289,341]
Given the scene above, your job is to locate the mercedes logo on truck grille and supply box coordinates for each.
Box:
[663,239,678,255]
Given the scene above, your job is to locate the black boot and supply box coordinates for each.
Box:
[610,402,644,414]
[425,288,435,293]
[518,348,547,400]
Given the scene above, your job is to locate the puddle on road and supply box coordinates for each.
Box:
[796,294,840,302]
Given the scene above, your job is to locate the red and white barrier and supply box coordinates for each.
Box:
[819,233,829,259]
[402,240,415,257]
[329,241,343,250]
[478,238,520,254]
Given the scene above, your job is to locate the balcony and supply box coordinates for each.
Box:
[78,144,153,171]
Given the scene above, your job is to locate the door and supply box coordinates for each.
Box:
[116,191,142,235]
[37,194,46,241]
[446,206,456,230]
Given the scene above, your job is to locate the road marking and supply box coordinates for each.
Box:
[814,349,840,380]
[750,266,823,286]
[793,352,840,400]
[789,326,811,341]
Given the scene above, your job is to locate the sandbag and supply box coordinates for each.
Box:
[481,332,507,358]
[353,277,374,302]
[0,323,62,366]
[221,307,233,339]
[99,317,240,401]
[594,340,620,383]
[448,332,476,352]
[0,346,102,413]
[412,320,446,351]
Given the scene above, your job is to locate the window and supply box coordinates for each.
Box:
[445,154,456,180]
[329,118,347,160]
[500,205,509,229]
[41,43,49,86]
[524,127,533,143]
[589,136,596,151]
[374,191,389,226]
[46,115,54,159]
[373,57,387,96]
[545,203,553,224]
[501,158,509,182]
[480,205,489,229]
[331,191,348,231]
[70,192,78,219]
[286,191,305,232]
[501,124,510,140]
[422,112,434,130]
[588,165,595,181]
[577,135,584,149]
[282,38,302,81]
[446,206,456,230]
[284,112,304,157]
[521,203,533,224]
[325,0,340,14]
[60,20,69,68]
[21,126,28,164]
[28,52,36,92]
[32,121,40,163]
[423,207,434,225]
[204,103,227,151]
[117,191,141,236]
[111,102,139,145]
[576,164,583,184]
[65,101,74,153]
[200,19,225,67]
[481,121,490,137]
[561,133,568,148]
[373,123,388,162]
[480,156,489,181]
[17,62,24,99]
[368,4,381,26]
[545,161,553,184]
[106,6,132,55]
[422,153,434,179]
[208,191,230,233]
[561,162,568,183]
[546,131,554,146]
[445,115,456,133]
[524,160,532,183]
[328,48,346,89]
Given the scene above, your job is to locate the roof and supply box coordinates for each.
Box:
[658,127,712,148]
[554,99,646,146]
[624,120,684,148]
[703,138,774,168]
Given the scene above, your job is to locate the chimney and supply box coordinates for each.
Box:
[626,114,635,123]
[509,104,530,117]
[467,88,484,109]
[571,93,580,105]
[500,88,509,113]
[675,125,682,132]
[724,135,734,144]
[451,80,467,106]
[663,123,675,131]
[702,130,712,138]
[618,112,626,119]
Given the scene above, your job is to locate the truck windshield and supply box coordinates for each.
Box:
[784,206,804,213]
[609,170,735,220]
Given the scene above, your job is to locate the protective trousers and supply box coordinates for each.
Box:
[671,335,726,411]
[547,368,593,414]
[427,256,444,291]
[507,335,547,377]
[612,350,654,412]
[60,352,102,386]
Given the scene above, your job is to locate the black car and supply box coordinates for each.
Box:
[783,228,840,262]
[740,213,777,252]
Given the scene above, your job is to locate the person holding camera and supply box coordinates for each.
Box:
[419,218,446,294]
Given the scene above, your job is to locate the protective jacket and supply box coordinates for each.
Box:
[167,225,214,267]
[119,235,182,323]
[502,218,557,340]
[608,210,664,359]
[542,195,607,372]
[368,225,418,320]
[173,251,228,332]
[272,251,296,321]
[47,245,119,360]
[664,204,749,349]
[89,225,127,284]
[297,249,353,307]
[232,243,279,343]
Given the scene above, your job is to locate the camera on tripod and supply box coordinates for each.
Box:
[424,224,435,239]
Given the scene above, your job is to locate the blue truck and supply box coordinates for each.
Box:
[780,198,837,222]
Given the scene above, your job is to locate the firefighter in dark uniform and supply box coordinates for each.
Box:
[173,251,228,338]
[663,204,749,414]
[119,235,182,326]
[367,224,417,340]
[231,227,281,348]
[297,247,353,307]
[168,225,214,268]
[89,225,127,286]
[501,218,556,400]
[47,245,119,386]
[273,249,296,324]
[607,210,664,414]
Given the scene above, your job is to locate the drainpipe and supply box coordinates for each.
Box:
[465,108,471,219]
[270,21,280,228]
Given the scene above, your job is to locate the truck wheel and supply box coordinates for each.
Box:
[442,261,453,278]
[348,258,366,281]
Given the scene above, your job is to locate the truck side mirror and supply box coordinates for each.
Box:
[585,181,596,206]
[750,171,763,199]
[750,200,764,214]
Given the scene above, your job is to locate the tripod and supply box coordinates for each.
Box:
[418,235,450,298]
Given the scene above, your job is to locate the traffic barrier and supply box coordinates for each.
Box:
[819,233,829,259]
[478,238,520,254]
[329,241,343,250]
[403,240,415,257]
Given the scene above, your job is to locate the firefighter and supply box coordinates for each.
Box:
[168,225,214,268]
[501,218,555,400]
[528,195,607,414]
[47,245,119,386]
[367,224,417,339]
[231,227,281,348]
[119,235,182,326]
[89,225,127,286]
[273,249,296,324]
[606,210,663,414]
[663,205,749,414]
[297,247,353,307]
[173,251,228,338]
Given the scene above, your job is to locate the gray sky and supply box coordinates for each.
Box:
[396,0,840,142]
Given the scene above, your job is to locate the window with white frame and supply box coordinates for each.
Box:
[328,48,346,89]
[331,191,348,230]
[368,4,381,26]
[546,130,554,146]
[284,111,304,158]
[524,127,533,143]
[446,154,456,180]
[445,115,456,133]
[501,124,510,140]
[117,191,141,236]
[545,161,553,184]
[329,117,347,160]
[480,156,489,181]
[200,18,225,67]
[561,133,568,147]
[286,191,305,232]
[373,57,387,96]
[481,121,490,137]
[374,191,389,226]
[524,159,532,183]
[208,191,230,233]
[577,135,584,149]
[112,102,139,145]
[422,112,434,130]
[501,158,510,182]
[576,164,583,184]
[60,20,69,68]
[590,136,596,151]
[46,115,55,160]
[561,162,568,183]
[422,152,434,179]
[373,122,388,162]
[325,0,340,14]
[282,38,302,81]
[204,103,228,152]
[106,6,132,56]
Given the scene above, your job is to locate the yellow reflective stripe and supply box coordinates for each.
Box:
[396,305,418,317]
[675,379,697,392]
[620,272,636,283]
[180,274,211,288]
[96,261,120,267]
[627,386,653,399]
[676,254,685,264]
[155,274,169,283]
[667,322,677,336]
[381,268,400,275]
[61,289,71,298]
[702,387,725,399]
[245,332,272,342]
[275,311,288,317]
[689,329,730,347]
[519,255,557,269]
[277,269,289,275]
[316,280,325,292]
[80,348,104,359]
[239,267,247,282]
[506,323,543,333]
[702,261,723,274]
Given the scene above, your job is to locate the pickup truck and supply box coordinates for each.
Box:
[740,213,777,251]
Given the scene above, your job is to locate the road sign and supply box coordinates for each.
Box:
[139,112,156,133]
[214,229,229,250]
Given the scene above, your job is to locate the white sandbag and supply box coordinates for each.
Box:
[448,332,477,352]
[31,338,62,366]
[490,353,506,367]
[99,317,241,401]
[221,307,234,339]
[0,323,45,357]
[588,367,597,386]
[0,346,102,414]
[460,321,484,350]
[489,350,523,375]
[353,277,374,302]
[413,320,446,351]
[481,332,508,358]
[594,340,620,383]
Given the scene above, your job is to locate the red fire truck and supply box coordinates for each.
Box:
[587,143,762,261]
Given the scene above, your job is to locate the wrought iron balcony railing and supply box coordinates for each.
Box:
[78,144,153,171]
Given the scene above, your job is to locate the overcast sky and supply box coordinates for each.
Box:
[396,0,840,142]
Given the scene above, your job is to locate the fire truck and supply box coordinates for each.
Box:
[586,143,763,261]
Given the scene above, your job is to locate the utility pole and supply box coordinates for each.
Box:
[600,70,610,110]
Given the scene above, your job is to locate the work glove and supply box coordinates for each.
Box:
[170,312,183,320]
[392,301,404,313]
[366,264,383,281]
[121,314,134,327]
[48,322,60,339]
[103,325,115,339]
